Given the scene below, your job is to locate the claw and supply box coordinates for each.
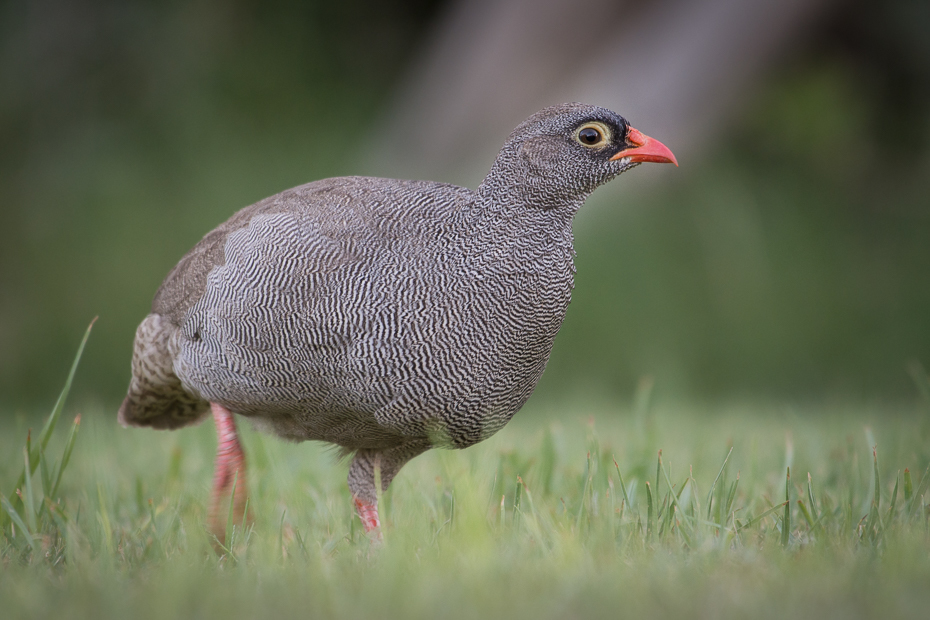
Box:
[354,496,381,534]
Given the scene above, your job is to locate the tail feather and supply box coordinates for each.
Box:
[120,313,208,430]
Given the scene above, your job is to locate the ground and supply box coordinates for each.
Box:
[2,383,929,619]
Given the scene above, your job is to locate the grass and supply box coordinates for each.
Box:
[2,333,930,619]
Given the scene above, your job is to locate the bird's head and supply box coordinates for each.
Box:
[480,103,677,210]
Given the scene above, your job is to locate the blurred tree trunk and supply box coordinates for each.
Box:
[370,0,836,184]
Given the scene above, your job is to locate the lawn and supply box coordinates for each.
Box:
[2,337,930,619]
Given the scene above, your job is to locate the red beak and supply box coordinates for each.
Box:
[609,127,678,166]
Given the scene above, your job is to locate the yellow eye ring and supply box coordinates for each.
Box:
[575,122,611,148]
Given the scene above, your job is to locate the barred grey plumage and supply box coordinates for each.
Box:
[119,103,676,531]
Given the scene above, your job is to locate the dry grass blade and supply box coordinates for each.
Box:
[22,448,37,532]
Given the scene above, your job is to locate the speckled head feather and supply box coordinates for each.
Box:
[119,103,676,515]
[479,103,639,209]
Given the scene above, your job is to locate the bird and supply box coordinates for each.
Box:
[119,103,677,540]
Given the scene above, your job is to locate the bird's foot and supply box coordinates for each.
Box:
[209,402,252,546]
[354,496,381,536]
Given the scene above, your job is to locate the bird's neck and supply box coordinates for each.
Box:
[468,181,582,257]
[452,190,578,294]
[476,146,589,220]
[460,151,589,278]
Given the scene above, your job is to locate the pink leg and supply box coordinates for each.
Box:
[354,496,381,533]
[209,402,251,542]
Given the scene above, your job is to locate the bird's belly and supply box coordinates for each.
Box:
[173,295,564,448]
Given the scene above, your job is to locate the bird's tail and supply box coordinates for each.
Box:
[119,314,208,430]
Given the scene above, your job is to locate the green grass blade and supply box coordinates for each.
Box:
[39,451,52,506]
[513,476,523,529]
[238,495,251,553]
[520,482,543,536]
[706,447,733,521]
[449,488,455,529]
[906,464,930,517]
[147,499,162,554]
[655,450,662,501]
[37,318,96,457]
[292,526,309,561]
[782,467,791,548]
[645,481,654,541]
[50,415,81,499]
[663,465,695,544]
[739,501,789,532]
[575,452,592,531]
[687,466,700,519]
[613,458,632,511]
[0,495,36,551]
[724,473,740,518]
[796,500,815,528]
[97,482,113,556]
[660,463,693,532]
[7,319,95,519]
[862,446,882,542]
[806,473,818,523]
[44,497,68,533]
[278,510,287,562]
[212,534,234,560]
[225,469,239,552]
[886,472,899,524]
[659,491,673,537]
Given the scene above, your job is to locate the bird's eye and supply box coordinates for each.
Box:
[575,122,611,148]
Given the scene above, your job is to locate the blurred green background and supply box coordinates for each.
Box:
[1,0,928,413]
